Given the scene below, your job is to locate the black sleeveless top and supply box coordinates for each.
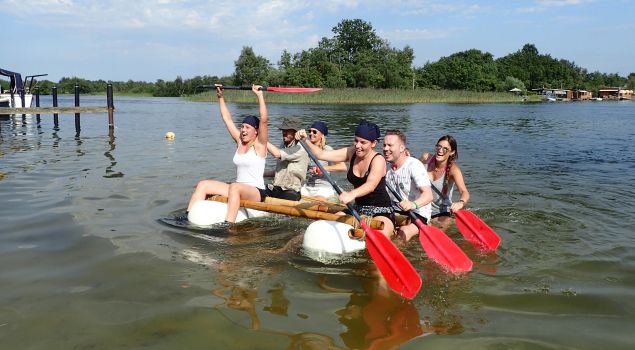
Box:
[346,153,391,207]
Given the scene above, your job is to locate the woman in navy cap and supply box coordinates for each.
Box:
[187,84,269,223]
[301,121,347,200]
[298,120,395,238]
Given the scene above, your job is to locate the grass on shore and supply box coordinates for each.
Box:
[185,88,537,104]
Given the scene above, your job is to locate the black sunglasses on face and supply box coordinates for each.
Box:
[435,144,451,153]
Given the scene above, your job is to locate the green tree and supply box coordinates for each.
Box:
[627,73,635,90]
[331,19,383,64]
[495,43,585,90]
[417,49,498,91]
[58,77,94,94]
[378,45,415,89]
[503,76,526,91]
[233,46,272,85]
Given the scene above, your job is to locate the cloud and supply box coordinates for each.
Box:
[386,0,482,17]
[381,28,455,43]
[517,0,595,13]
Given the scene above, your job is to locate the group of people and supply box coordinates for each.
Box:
[187,84,470,241]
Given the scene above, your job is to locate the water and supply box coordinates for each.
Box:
[1,97,634,349]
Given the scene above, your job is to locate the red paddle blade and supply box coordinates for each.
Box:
[455,210,501,251]
[264,87,322,93]
[415,220,473,273]
[361,223,422,299]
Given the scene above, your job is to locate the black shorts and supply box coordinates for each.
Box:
[431,211,452,219]
[257,188,267,202]
[396,210,428,225]
[264,185,301,201]
[344,205,395,225]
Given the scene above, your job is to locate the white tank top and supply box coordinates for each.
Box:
[233,146,266,189]
[428,159,454,215]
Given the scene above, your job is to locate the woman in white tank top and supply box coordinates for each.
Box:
[420,135,470,230]
[187,84,269,223]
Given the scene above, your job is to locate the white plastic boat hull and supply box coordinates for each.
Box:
[187,200,269,226]
[0,93,32,108]
[303,220,365,255]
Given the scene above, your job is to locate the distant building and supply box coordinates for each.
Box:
[532,88,572,101]
[572,89,593,101]
[598,88,633,100]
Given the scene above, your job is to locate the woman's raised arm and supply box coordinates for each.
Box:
[216,85,241,143]
[254,85,268,151]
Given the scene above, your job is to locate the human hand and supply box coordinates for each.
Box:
[339,191,356,205]
[295,129,307,140]
[399,200,416,211]
[450,201,465,213]
[215,84,224,99]
[252,84,264,97]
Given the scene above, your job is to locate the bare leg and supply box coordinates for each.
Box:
[397,223,419,241]
[225,183,262,223]
[431,215,453,232]
[187,179,229,211]
[374,216,395,239]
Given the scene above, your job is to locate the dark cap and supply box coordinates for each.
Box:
[277,117,303,131]
[355,120,380,141]
[310,121,328,136]
[242,115,260,129]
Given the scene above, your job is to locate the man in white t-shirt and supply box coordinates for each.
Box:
[383,130,433,241]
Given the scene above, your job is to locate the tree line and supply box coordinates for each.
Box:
[3,19,633,97]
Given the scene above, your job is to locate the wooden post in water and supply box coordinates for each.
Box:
[35,87,40,124]
[107,83,114,130]
[74,84,81,134]
[20,89,26,119]
[52,86,59,128]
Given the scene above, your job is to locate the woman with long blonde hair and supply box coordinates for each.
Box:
[301,121,347,200]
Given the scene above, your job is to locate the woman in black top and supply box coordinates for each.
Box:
[298,120,395,238]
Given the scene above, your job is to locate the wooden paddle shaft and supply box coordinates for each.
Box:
[262,196,410,227]
[208,195,384,230]
[264,196,345,213]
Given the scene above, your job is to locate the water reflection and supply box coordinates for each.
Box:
[212,274,262,330]
[332,276,437,350]
[104,131,124,178]
[286,332,344,349]
[162,206,472,347]
[5,98,634,348]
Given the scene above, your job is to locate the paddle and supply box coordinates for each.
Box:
[430,184,501,251]
[298,140,422,299]
[454,210,501,251]
[197,85,322,93]
[385,183,473,274]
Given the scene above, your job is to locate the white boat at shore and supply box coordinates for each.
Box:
[0,67,46,110]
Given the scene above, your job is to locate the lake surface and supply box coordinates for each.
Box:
[1,96,634,349]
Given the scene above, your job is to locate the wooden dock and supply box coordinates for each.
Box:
[0,106,110,114]
[1,83,115,134]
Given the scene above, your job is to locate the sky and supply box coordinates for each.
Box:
[2,0,634,82]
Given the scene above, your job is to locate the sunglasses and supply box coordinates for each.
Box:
[435,144,451,153]
[309,129,319,135]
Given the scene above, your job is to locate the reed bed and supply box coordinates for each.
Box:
[186,88,535,104]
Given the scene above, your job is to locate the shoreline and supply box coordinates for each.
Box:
[184,88,538,104]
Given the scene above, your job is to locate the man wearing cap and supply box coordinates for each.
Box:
[265,117,310,201]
